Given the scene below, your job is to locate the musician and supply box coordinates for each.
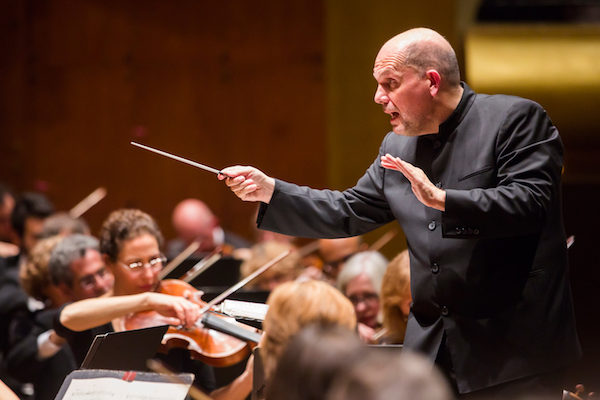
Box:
[380,249,411,344]
[259,280,356,383]
[53,209,253,399]
[336,251,388,343]
[8,192,55,269]
[7,234,113,400]
[221,27,580,398]
[240,241,302,291]
[318,236,366,283]
[167,198,251,259]
[1,191,53,397]
[39,212,90,239]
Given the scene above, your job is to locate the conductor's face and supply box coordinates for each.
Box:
[373,50,434,137]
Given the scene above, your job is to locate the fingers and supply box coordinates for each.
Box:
[381,154,412,179]
[178,299,201,328]
[218,166,254,181]
[155,294,201,328]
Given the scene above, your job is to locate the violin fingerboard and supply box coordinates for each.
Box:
[202,313,262,343]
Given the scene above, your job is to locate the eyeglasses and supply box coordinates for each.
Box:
[348,292,379,307]
[118,255,167,273]
[78,267,110,290]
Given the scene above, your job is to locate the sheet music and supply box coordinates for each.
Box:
[61,377,190,400]
[220,300,269,321]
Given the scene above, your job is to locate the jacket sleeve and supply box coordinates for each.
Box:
[257,143,396,238]
[443,100,564,239]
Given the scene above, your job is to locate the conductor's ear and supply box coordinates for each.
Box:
[426,69,441,96]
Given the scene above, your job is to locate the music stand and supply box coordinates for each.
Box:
[80,325,169,371]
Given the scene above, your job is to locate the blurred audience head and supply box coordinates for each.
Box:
[265,323,367,400]
[318,236,366,281]
[326,350,454,400]
[11,192,54,255]
[337,251,388,329]
[49,234,113,302]
[381,249,412,344]
[240,241,302,291]
[262,280,357,380]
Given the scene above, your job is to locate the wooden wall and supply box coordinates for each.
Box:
[1,0,598,388]
[0,0,327,241]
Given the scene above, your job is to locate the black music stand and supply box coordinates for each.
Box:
[80,325,169,371]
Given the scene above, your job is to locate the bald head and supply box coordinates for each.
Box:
[376,28,460,88]
[172,199,217,244]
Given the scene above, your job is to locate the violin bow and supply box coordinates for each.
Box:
[69,187,107,219]
[198,249,292,315]
[369,228,398,252]
[158,239,202,280]
[181,247,222,284]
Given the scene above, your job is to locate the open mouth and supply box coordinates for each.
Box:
[391,112,399,121]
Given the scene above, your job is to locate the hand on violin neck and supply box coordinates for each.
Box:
[219,166,275,204]
[144,292,201,329]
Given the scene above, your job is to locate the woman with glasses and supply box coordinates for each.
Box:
[336,251,388,343]
[54,209,253,399]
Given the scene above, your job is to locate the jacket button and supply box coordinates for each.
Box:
[435,181,442,188]
[441,306,449,316]
[455,227,461,235]
[431,263,440,274]
[474,229,480,235]
[461,227,467,235]
[428,221,436,231]
[433,141,441,149]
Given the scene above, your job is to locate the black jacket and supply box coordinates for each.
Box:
[257,83,581,393]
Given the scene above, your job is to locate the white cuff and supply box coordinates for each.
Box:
[37,329,64,359]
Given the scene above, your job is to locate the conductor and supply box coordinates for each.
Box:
[220,27,581,398]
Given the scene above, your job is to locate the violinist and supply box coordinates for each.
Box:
[167,198,251,259]
[54,209,253,400]
[336,251,388,343]
[239,241,302,291]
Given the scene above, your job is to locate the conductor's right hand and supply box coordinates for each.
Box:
[218,166,275,204]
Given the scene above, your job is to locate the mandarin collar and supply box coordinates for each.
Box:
[429,82,476,141]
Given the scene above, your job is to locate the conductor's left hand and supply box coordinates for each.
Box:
[219,166,275,204]
[381,154,446,211]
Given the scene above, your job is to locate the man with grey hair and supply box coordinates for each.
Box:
[6,234,113,400]
[49,234,113,302]
[221,27,580,399]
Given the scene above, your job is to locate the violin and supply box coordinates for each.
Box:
[124,279,260,368]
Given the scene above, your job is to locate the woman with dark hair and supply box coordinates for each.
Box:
[54,209,253,399]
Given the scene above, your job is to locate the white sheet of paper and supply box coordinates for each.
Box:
[62,377,190,400]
